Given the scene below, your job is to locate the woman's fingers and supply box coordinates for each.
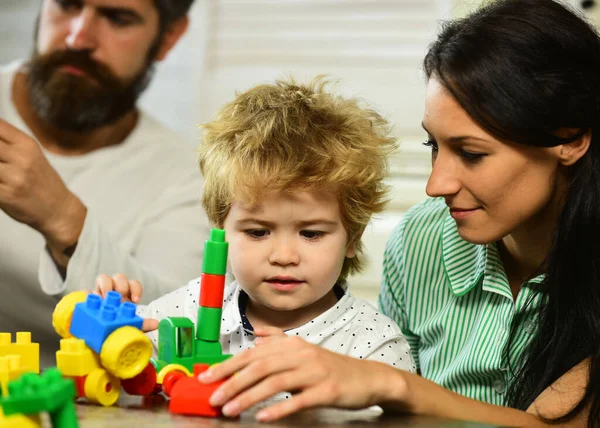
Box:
[210,346,305,406]
[221,367,324,418]
[254,325,286,337]
[255,387,326,422]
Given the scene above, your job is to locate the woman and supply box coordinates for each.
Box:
[197,1,600,426]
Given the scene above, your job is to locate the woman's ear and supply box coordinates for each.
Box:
[558,129,591,166]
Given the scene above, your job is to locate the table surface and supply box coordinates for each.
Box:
[40,395,500,428]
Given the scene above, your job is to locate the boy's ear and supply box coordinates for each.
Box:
[345,228,365,259]
[558,129,591,166]
[154,16,189,62]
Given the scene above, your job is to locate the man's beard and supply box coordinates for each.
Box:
[26,49,154,133]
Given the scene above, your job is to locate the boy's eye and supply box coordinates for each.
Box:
[245,229,269,239]
[301,230,324,240]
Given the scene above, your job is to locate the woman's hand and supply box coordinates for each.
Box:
[198,335,408,422]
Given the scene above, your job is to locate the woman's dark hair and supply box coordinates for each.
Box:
[423,0,600,426]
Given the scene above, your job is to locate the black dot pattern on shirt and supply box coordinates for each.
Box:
[143,278,416,373]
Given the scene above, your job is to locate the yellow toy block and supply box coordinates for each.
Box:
[0,356,24,397]
[0,333,39,374]
[56,338,101,377]
[0,407,41,428]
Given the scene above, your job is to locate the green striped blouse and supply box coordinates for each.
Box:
[379,197,545,405]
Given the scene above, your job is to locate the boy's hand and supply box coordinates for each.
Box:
[94,273,142,303]
[92,273,158,333]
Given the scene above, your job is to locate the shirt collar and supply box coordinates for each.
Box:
[220,279,356,340]
[441,213,545,299]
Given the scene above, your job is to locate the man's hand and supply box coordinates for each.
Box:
[0,119,86,266]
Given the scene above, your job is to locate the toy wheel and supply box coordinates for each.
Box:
[84,369,121,406]
[52,291,89,338]
[156,364,192,384]
[122,362,157,396]
[162,371,188,397]
[100,326,152,379]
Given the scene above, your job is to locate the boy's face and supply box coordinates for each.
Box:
[223,190,356,318]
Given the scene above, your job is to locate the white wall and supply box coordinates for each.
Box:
[0,0,598,303]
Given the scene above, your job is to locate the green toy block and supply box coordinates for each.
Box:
[196,307,222,342]
[202,229,228,275]
[49,399,78,428]
[0,368,75,416]
[194,352,232,366]
[158,318,195,363]
[194,338,222,356]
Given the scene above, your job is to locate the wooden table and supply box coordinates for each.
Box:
[41,395,500,427]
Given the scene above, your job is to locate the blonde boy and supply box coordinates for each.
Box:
[95,78,415,372]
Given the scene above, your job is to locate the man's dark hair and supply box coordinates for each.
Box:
[153,0,195,34]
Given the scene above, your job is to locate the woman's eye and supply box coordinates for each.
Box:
[423,139,439,152]
[460,150,486,162]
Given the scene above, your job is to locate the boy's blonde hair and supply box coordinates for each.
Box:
[198,77,396,279]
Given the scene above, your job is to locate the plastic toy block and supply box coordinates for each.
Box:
[56,338,101,377]
[0,332,40,374]
[202,229,228,275]
[0,408,41,428]
[169,364,226,417]
[158,318,195,362]
[72,376,86,398]
[196,307,222,342]
[199,274,226,308]
[0,368,75,416]
[121,362,157,396]
[69,291,143,355]
[0,355,25,397]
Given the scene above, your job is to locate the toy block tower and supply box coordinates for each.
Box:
[196,228,228,351]
[157,229,231,371]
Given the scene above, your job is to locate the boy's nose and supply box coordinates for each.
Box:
[268,238,300,266]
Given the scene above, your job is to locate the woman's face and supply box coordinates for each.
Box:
[422,77,565,245]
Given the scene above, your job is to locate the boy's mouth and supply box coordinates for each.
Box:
[265,276,304,290]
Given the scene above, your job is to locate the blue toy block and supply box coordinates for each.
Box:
[69,291,143,354]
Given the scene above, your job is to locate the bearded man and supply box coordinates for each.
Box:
[0,0,209,367]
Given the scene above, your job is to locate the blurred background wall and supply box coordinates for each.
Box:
[1,0,597,302]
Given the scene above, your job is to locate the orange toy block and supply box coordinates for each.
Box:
[169,364,225,417]
[0,332,39,374]
[199,274,226,308]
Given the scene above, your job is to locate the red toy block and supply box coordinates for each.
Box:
[122,362,157,396]
[199,274,226,308]
[73,376,86,397]
[169,364,225,417]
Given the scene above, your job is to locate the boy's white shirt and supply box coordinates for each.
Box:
[136,276,416,373]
